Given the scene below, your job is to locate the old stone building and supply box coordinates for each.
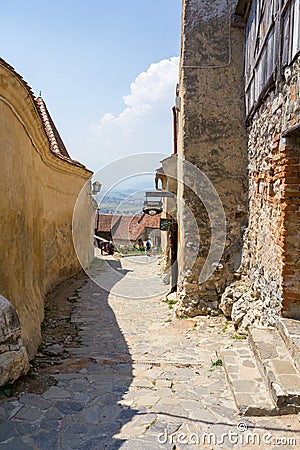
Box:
[175,0,299,329]
[0,58,94,382]
[175,0,248,316]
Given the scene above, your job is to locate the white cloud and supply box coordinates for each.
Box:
[123,56,179,107]
[89,56,179,167]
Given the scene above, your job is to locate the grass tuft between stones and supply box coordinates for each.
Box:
[211,358,222,367]
[232,333,247,340]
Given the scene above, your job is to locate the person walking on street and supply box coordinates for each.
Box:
[108,240,115,255]
[145,238,152,256]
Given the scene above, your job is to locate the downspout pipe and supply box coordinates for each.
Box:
[172,106,178,155]
[95,208,100,234]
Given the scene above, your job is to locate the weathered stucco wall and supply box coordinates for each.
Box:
[239,56,300,326]
[0,61,94,358]
[176,0,248,316]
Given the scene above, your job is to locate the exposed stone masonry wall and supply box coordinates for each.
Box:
[244,56,300,325]
[221,56,300,329]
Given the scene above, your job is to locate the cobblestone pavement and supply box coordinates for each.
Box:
[0,255,299,449]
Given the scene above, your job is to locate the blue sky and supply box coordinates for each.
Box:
[1,0,182,174]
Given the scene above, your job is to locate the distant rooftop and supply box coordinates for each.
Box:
[95,213,161,241]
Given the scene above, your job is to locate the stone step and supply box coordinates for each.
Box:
[249,327,300,413]
[219,341,277,416]
[277,318,300,372]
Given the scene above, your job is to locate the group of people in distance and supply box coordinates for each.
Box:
[98,237,153,256]
[99,240,115,255]
[137,238,152,256]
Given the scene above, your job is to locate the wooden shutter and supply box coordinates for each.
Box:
[244,0,300,118]
[245,0,280,116]
[282,0,300,66]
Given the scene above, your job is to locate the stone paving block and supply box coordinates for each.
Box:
[53,372,85,381]
[119,437,171,450]
[117,407,137,422]
[188,405,217,423]
[42,385,71,400]
[1,400,22,419]
[205,403,237,422]
[54,400,84,415]
[117,422,145,439]
[73,392,90,402]
[60,430,83,449]
[131,378,154,389]
[39,418,61,432]
[249,327,300,411]
[15,421,39,436]
[133,393,161,408]
[180,399,202,410]
[155,379,173,388]
[19,393,52,410]
[0,437,33,450]
[0,406,7,421]
[30,430,58,450]
[150,418,182,435]
[153,404,188,418]
[14,405,45,421]
[153,397,182,407]
[84,405,101,424]
[0,421,19,443]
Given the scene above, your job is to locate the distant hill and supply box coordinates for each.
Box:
[97,189,147,214]
[94,173,160,214]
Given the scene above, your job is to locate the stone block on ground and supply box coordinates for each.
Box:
[249,327,300,412]
[0,295,22,349]
[220,341,277,416]
[0,295,29,386]
[0,348,29,386]
[277,318,300,372]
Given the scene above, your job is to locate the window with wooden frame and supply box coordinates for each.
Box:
[282,0,300,66]
[244,0,300,118]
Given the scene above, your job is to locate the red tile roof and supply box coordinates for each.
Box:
[36,97,70,158]
[95,213,161,241]
[95,214,117,232]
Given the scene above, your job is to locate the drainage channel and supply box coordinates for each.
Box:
[96,358,202,369]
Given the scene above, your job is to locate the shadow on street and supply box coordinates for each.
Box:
[0,256,139,449]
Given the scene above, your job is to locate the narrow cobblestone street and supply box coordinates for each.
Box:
[0,255,299,449]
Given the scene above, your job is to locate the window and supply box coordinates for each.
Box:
[282,0,300,66]
[244,0,300,117]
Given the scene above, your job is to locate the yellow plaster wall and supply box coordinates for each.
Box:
[0,63,94,358]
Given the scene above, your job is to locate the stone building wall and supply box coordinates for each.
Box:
[159,156,178,288]
[176,0,248,316]
[239,56,300,326]
[0,60,94,358]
